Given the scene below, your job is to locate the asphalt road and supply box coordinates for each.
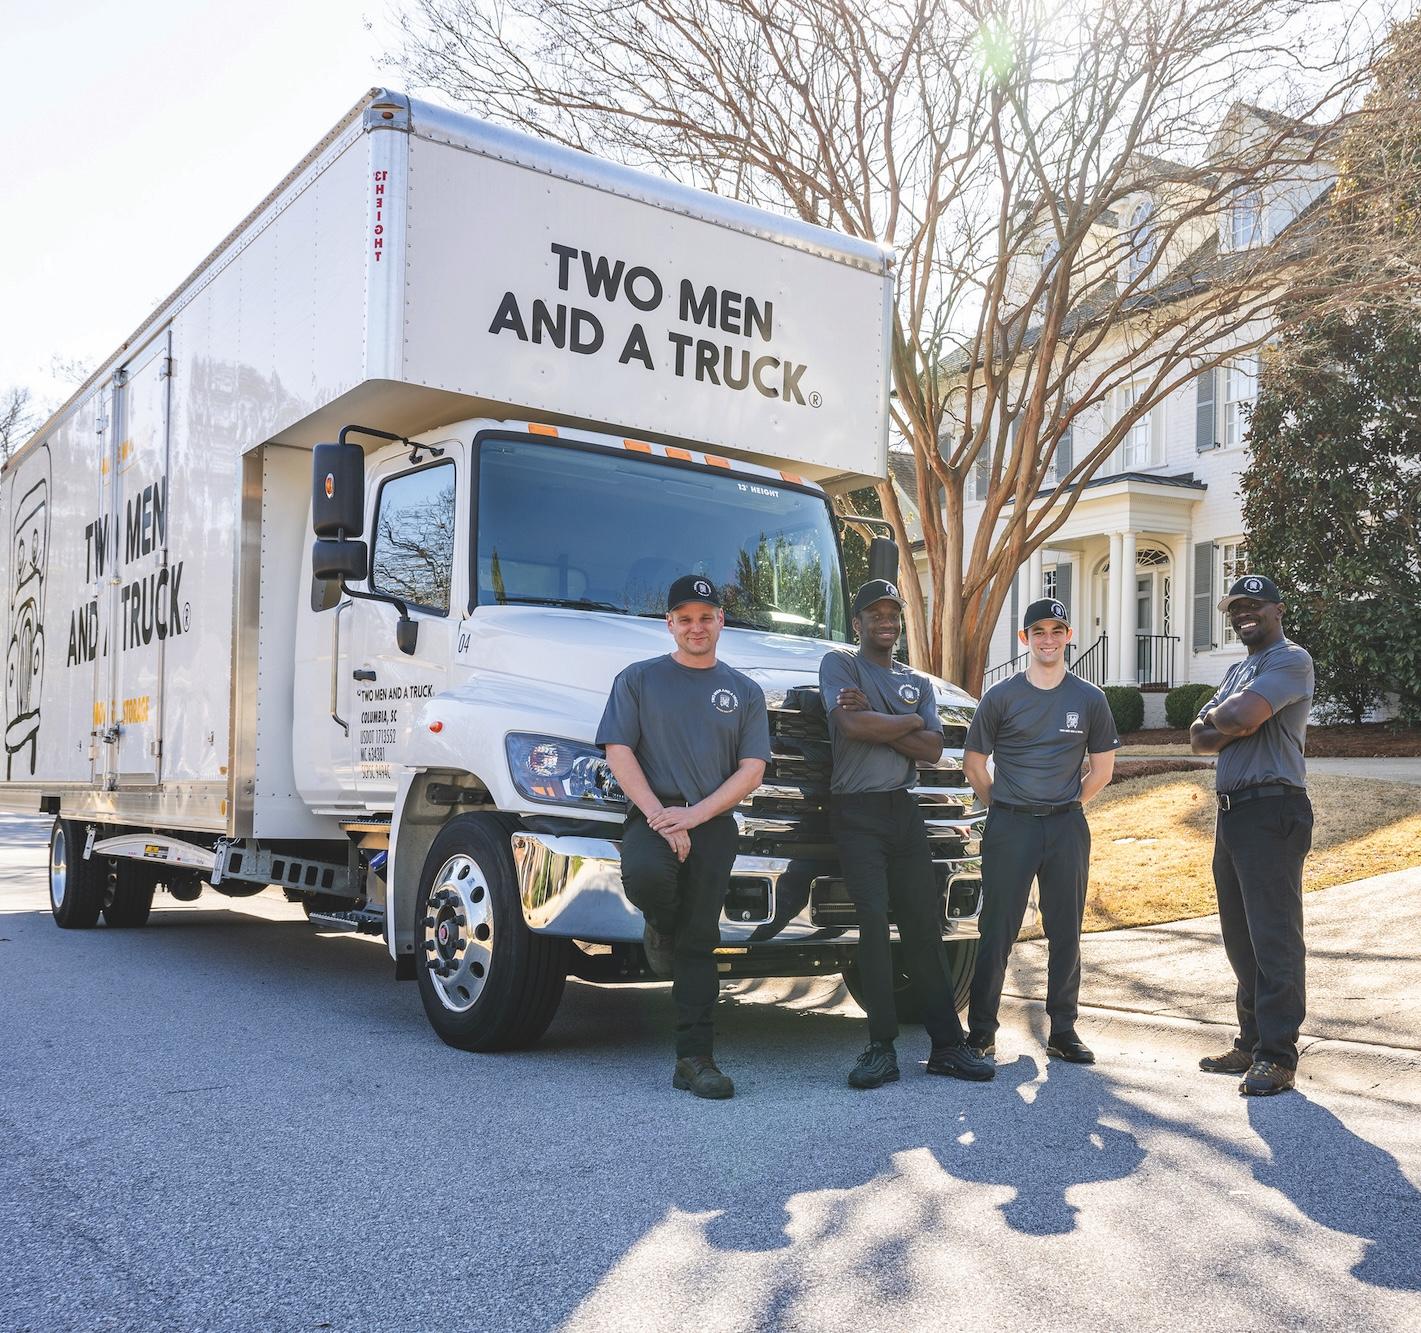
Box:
[2,813,1419,1332]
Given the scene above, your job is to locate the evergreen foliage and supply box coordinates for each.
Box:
[1103,685,1145,735]
[1165,683,1218,730]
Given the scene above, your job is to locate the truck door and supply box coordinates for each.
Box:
[344,451,460,810]
[100,334,172,787]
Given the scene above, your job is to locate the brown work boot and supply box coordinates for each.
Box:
[1199,1046,1253,1075]
[673,1055,734,1100]
[1239,1060,1296,1097]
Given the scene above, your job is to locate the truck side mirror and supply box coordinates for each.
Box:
[312,538,368,583]
[313,442,365,538]
[867,536,900,584]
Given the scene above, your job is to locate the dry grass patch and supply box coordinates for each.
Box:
[1080,772,1421,932]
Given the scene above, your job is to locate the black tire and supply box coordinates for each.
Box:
[841,938,980,1025]
[48,818,105,929]
[414,814,570,1052]
[103,861,156,928]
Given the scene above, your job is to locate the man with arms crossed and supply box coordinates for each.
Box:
[598,575,770,1100]
[1190,575,1314,1097]
[964,599,1118,1065]
[820,579,994,1089]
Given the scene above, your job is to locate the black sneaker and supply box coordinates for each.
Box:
[673,1055,734,1099]
[966,1033,996,1061]
[1046,1030,1096,1064]
[1239,1060,1296,1097]
[1199,1046,1253,1075]
[642,920,675,978]
[848,1040,900,1089]
[926,1041,995,1082]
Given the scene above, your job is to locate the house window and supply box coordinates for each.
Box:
[1224,355,1258,448]
[1229,188,1264,250]
[1219,540,1249,644]
[1043,566,1057,600]
[1116,383,1152,471]
[1127,199,1156,282]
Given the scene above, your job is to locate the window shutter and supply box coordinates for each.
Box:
[1192,542,1215,650]
[972,449,990,501]
[1057,562,1073,618]
[1010,570,1019,639]
[1195,369,1217,453]
[1056,413,1074,482]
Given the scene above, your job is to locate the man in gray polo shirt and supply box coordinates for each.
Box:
[598,574,770,1101]
[820,579,994,1089]
[964,598,1119,1064]
[1190,574,1314,1096]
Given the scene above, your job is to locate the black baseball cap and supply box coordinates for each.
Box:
[1217,575,1282,612]
[1022,597,1070,630]
[852,578,906,617]
[667,574,721,612]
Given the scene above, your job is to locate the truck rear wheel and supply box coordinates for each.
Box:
[414,814,569,1052]
[841,938,980,1025]
[103,862,156,928]
[49,818,104,929]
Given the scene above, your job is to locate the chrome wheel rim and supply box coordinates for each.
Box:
[50,824,68,910]
[421,854,493,1012]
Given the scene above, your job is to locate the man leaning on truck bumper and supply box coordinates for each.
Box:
[598,575,771,1100]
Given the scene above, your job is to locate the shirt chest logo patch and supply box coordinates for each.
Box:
[897,682,920,704]
[1066,710,1080,730]
[711,687,739,714]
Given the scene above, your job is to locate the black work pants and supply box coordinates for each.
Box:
[831,788,966,1047]
[1213,791,1312,1069]
[620,810,737,1058]
[969,805,1090,1041]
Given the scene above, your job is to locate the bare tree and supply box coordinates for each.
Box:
[0,387,37,465]
[396,0,1408,688]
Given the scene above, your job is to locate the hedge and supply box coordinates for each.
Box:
[1102,685,1144,735]
[1165,682,1218,730]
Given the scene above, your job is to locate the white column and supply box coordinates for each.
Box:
[1027,550,1045,604]
[1106,531,1123,682]
[1118,530,1138,685]
[1171,535,1190,685]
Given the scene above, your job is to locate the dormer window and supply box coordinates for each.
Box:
[1228,187,1265,249]
[1127,199,1156,282]
[1037,237,1060,314]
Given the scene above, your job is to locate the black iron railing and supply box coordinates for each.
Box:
[1069,634,1108,686]
[1135,634,1179,689]
[981,651,1029,689]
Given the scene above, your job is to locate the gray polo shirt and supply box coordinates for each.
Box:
[1200,639,1313,793]
[596,655,771,808]
[965,672,1119,806]
[820,650,942,794]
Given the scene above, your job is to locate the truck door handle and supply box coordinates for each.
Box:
[331,601,351,736]
[353,669,377,681]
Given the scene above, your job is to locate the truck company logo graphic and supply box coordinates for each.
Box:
[693,578,712,598]
[1066,711,1081,730]
[5,446,50,778]
[885,582,898,597]
[1244,576,1263,593]
[711,688,739,714]
[897,682,919,704]
[487,242,821,409]
[1052,601,1066,620]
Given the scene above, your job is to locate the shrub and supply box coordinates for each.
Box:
[1164,682,1218,730]
[1103,685,1144,735]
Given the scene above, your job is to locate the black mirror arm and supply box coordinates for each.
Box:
[339,580,411,622]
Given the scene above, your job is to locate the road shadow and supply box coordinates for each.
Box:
[1247,1095,1421,1291]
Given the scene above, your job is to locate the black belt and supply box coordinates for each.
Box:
[991,800,1082,817]
[1217,783,1306,812]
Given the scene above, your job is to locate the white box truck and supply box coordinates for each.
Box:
[3,90,985,1050]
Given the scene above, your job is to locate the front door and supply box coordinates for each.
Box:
[345,451,462,809]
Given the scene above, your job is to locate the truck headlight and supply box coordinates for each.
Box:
[505,733,627,807]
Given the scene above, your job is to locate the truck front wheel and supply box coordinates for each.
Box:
[414,814,569,1052]
[49,818,104,929]
[841,938,980,1024]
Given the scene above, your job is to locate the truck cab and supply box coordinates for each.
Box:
[296,417,985,1050]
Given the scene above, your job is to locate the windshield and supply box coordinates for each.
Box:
[476,437,849,641]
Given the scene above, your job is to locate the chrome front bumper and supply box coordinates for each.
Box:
[511,831,982,946]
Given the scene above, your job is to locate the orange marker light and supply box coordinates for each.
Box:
[429,720,444,733]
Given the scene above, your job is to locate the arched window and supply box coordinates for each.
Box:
[1127,199,1156,282]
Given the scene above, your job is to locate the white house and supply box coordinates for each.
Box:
[891,105,1335,721]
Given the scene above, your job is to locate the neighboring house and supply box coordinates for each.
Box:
[890,105,1334,719]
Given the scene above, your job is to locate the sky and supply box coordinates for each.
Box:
[1,0,403,420]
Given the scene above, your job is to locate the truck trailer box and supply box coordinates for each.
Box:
[7,90,986,1054]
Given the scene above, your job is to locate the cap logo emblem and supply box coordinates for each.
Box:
[898,682,919,704]
[885,582,898,597]
[694,579,712,597]
[1244,577,1263,593]
[1051,601,1066,619]
[711,688,739,714]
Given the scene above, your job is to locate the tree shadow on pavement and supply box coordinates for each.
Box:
[1247,1095,1421,1291]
